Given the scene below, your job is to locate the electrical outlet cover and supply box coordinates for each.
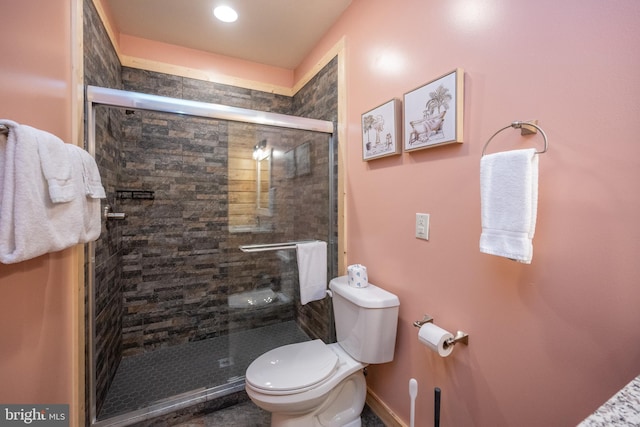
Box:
[416,213,429,240]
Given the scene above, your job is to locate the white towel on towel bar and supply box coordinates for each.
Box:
[36,125,76,203]
[479,148,539,264]
[73,145,106,199]
[296,241,327,305]
[0,119,105,264]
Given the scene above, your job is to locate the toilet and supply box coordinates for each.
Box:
[245,275,400,426]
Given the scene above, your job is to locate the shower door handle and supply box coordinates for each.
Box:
[103,206,127,220]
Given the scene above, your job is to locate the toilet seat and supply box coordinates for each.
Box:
[246,340,338,395]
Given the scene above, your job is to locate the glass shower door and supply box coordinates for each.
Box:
[87,86,336,426]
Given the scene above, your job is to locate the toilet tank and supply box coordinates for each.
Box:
[329,276,400,364]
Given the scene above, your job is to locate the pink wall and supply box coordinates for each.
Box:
[301,0,640,425]
[0,0,78,417]
[119,34,295,90]
[3,1,637,426]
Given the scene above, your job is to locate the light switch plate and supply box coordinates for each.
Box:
[416,213,429,240]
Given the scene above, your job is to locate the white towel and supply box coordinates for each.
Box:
[73,145,107,198]
[33,123,76,203]
[0,120,105,264]
[296,241,327,305]
[479,148,538,264]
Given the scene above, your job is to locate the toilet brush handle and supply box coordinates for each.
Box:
[434,387,441,427]
[409,379,418,427]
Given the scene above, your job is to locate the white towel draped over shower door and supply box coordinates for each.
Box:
[479,148,539,264]
[296,240,327,305]
[0,119,106,264]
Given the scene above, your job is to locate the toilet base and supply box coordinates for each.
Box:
[257,370,367,427]
[343,419,362,427]
[272,413,361,427]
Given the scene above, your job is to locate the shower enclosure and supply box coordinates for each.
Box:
[86,86,337,426]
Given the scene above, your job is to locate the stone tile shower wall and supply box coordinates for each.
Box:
[116,111,332,355]
[117,112,229,354]
[83,0,124,416]
[91,107,125,411]
[119,66,338,354]
[292,57,339,342]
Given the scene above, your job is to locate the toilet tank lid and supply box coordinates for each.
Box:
[329,276,400,308]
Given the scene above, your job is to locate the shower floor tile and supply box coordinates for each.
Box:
[98,321,310,420]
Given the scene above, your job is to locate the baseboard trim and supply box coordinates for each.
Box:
[366,388,406,427]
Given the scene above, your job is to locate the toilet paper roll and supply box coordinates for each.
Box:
[347,264,369,288]
[418,323,454,357]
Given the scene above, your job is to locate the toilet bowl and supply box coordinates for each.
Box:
[245,340,366,426]
[245,276,400,426]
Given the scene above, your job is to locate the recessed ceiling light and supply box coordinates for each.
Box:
[214,5,238,23]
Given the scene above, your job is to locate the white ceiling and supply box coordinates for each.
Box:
[105,0,352,69]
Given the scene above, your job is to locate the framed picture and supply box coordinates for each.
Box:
[361,98,402,161]
[403,68,464,152]
[283,148,296,179]
[295,142,310,176]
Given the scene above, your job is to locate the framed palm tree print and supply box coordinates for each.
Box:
[361,98,402,161]
[403,69,464,152]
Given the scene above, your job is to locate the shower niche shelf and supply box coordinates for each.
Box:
[117,190,155,200]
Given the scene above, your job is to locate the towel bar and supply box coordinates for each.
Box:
[482,121,548,156]
[0,124,8,135]
[239,240,319,253]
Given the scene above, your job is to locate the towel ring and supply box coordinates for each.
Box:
[482,121,548,156]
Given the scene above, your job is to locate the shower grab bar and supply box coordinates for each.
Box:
[239,240,319,253]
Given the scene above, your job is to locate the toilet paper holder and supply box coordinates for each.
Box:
[413,314,469,348]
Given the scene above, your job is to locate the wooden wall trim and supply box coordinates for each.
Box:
[120,55,295,97]
[91,0,122,62]
[73,0,85,426]
[367,388,407,427]
[292,38,345,96]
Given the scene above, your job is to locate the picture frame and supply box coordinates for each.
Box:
[283,148,296,179]
[361,98,402,161]
[403,68,464,152]
[295,142,310,176]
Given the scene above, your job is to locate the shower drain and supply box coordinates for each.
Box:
[218,357,234,368]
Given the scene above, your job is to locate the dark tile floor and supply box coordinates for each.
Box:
[173,399,385,427]
[99,321,310,420]
[99,320,386,426]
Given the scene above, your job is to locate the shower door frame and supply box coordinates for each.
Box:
[86,85,336,427]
